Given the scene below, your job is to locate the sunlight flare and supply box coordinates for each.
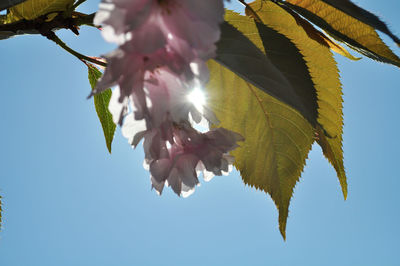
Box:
[187,87,206,114]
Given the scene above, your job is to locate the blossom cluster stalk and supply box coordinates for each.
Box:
[93,0,243,196]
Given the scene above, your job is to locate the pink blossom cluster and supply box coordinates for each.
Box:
[93,0,243,196]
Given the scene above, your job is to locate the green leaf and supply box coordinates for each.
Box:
[215,3,347,238]
[316,126,347,199]
[0,0,27,11]
[206,60,315,240]
[217,20,318,127]
[220,9,326,238]
[320,0,400,46]
[5,0,74,23]
[284,0,400,67]
[247,0,347,197]
[87,64,116,154]
[215,10,322,238]
[225,10,322,126]
[273,4,360,61]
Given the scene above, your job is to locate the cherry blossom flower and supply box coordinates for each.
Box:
[94,0,243,196]
[148,127,243,196]
[95,0,224,56]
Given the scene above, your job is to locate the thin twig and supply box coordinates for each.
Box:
[46,32,107,67]
[0,11,105,67]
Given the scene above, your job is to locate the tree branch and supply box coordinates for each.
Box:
[46,31,107,67]
[0,12,96,37]
[0,11,105,67]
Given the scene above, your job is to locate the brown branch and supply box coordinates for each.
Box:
[45,31,107,67]
[0,12,106,67]
[0,12,96,37]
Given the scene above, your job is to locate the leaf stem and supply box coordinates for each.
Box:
[46,32,107,67]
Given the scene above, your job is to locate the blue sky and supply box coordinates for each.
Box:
[0,1,399,265]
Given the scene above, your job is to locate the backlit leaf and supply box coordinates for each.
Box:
[220,7,347,237]
[0,0,27,11]
[277,5,360,61]
[216,21,317,126]
[6,0,74,23]
[316,126,347,199]
[284,0,400,67]
[320,0,400,46]
[224,10,318,128]
[87,64,116,154]
[248,0,347,197]
[217,12,320,238]
[207,60,314,240]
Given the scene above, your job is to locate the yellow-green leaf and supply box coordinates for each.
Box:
[277,5,360,61]
[247,0,347,198]
[221,7,347,237]
[320,0,400,46]
[6,0,74,23]
[87,64,116,154]
[222,10,326,237]
[207,60,315,240]
[316,126,347,199]
[0,0,27,11]
[223,10,319,127]
[284,0,400,67]
[216,21,317,126]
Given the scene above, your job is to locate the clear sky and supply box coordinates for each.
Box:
[0,1,399,265]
